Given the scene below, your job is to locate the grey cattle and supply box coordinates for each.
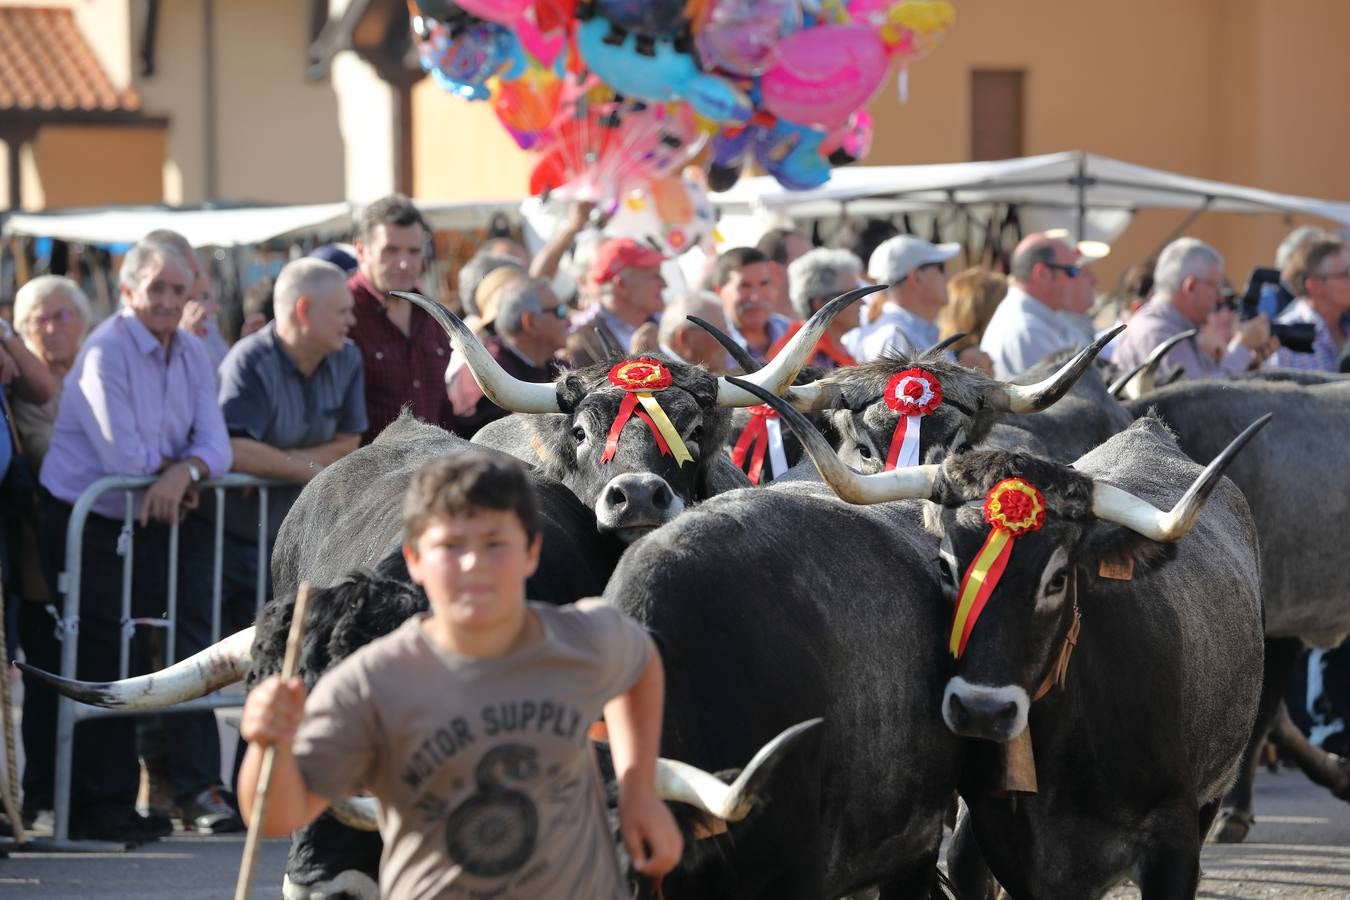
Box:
[750,373,1267,899]
[1129,376,1350,840]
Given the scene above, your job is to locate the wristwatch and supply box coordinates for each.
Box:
[184,461,204,484]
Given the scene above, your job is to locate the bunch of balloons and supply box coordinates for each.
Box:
[412,0,954,249]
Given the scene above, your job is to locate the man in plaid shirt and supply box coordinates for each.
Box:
[348,195,454,443]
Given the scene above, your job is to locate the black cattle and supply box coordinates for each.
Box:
[602,480,962,899]
[750,370,1268,899]
[273,414,620,607]
[406,286,876,540]
[1127,376,1350,841]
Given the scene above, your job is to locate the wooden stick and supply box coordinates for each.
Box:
[235,582,311,900]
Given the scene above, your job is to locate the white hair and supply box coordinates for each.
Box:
[658,290,725,351]
[1275,226,1328,271]
[494,278,551,336]
[787,248,863,319]
[14,275,92,333]
[273,258,348,321]
[1152,238,1223,296]
[119,242,185,292]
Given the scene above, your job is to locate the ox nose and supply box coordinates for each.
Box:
[595,473,683,541]
[604,478,673,513]
[942,677,1029,742]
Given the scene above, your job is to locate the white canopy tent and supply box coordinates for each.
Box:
[0,198,527,249]
[712,150,1350,256]
[709,151,1350,234]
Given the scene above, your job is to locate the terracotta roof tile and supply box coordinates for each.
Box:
[0,6,141,114]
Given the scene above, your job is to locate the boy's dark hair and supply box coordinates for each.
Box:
[714,246,769,288]
[355,194,430,245]
[403,453,540,544]
[756,228,804,265]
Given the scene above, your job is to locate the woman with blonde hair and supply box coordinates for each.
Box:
[938,268,1008,374]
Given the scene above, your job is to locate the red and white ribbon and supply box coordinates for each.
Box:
[883,368,943,471]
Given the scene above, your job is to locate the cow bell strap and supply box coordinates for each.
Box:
[1032,576,1081,703]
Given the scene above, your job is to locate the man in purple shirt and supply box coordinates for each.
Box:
[31,240,235,843]
[1112,237,1275,380]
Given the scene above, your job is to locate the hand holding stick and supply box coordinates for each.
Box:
[235,582,311,900]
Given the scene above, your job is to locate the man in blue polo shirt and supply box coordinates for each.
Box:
[216,258,366,636]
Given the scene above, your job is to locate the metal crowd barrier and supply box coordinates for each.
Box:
[48,473,300,845]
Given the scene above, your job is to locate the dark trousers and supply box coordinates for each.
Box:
[23,491,222,817]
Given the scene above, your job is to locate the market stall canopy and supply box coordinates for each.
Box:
[710,150,1350,228]
[0,199,528,249]
[0,202,353,248]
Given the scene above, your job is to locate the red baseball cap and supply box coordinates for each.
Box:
[589,238,665,285]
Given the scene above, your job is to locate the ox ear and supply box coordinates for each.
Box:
[555,373,590,414]
[698,454,753,499]
[1078,523,1179,587]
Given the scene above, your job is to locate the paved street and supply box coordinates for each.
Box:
[1,767,1347,898]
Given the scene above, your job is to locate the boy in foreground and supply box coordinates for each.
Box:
[238,453,682,898]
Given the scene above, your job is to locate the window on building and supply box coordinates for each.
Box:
[970,70,1024,161]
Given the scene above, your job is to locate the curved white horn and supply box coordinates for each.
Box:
[1087,414,1272,540]
[330,796,381,831]
[1107,329,1196,399]
[392,290,560,414]
[654,719,822,821]
[714,285,885,407]
[17,627,253,709]
[727,376,939,504]
[995,324,1125,413]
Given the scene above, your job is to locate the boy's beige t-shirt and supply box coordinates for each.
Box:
[292,599,651,900]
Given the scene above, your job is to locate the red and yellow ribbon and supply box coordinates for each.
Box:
[601,359,694,466]
[731,405,778,485]
[949,477,1046,658]
[883,368,942,471]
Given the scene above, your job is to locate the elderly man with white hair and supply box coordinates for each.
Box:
[658,290,732,370]
[770,248,863,369]
[448,276,567,436]
[1112,237,1274,379]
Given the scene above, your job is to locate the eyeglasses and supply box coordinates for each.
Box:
[1213,298,1238,312]
[1041,262,1081,279]
[542,303,570,320]
[1314,269,1350,281]
[30,309,77,327]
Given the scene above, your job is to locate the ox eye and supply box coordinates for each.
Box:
[688,425,703,444]
[572,426,587,445]
[1047,570,1070,595]
[856,443,873,460]
[937,557,955,584]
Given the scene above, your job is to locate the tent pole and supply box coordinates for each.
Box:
[1075,151,1087,242]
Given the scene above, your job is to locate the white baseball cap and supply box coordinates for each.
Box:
[867,236,962,284]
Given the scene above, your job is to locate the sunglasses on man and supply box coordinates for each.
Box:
[542,303,570,320]
[1042,262,1081,279]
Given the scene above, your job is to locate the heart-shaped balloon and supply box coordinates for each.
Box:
[760,24,889,130]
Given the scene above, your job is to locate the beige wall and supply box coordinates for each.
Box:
[26,125,165,208]
[862,0,1350,283]
[135,0,345,204]
[410,77,533,202]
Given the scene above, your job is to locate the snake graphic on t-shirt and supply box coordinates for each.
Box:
[445,744,540,877]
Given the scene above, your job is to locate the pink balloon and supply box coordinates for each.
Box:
[454,0,565,65]
[760,24,889,130]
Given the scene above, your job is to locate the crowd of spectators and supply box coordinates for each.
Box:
[2,190,1346,843]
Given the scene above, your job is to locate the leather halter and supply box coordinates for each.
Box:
[1031,570,1081,703]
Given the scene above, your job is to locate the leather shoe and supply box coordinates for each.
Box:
[70,807,172,844]
[175,787,243,834]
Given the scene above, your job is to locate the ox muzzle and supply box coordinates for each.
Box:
[594,473,684,542]
[942,676,1029,742]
